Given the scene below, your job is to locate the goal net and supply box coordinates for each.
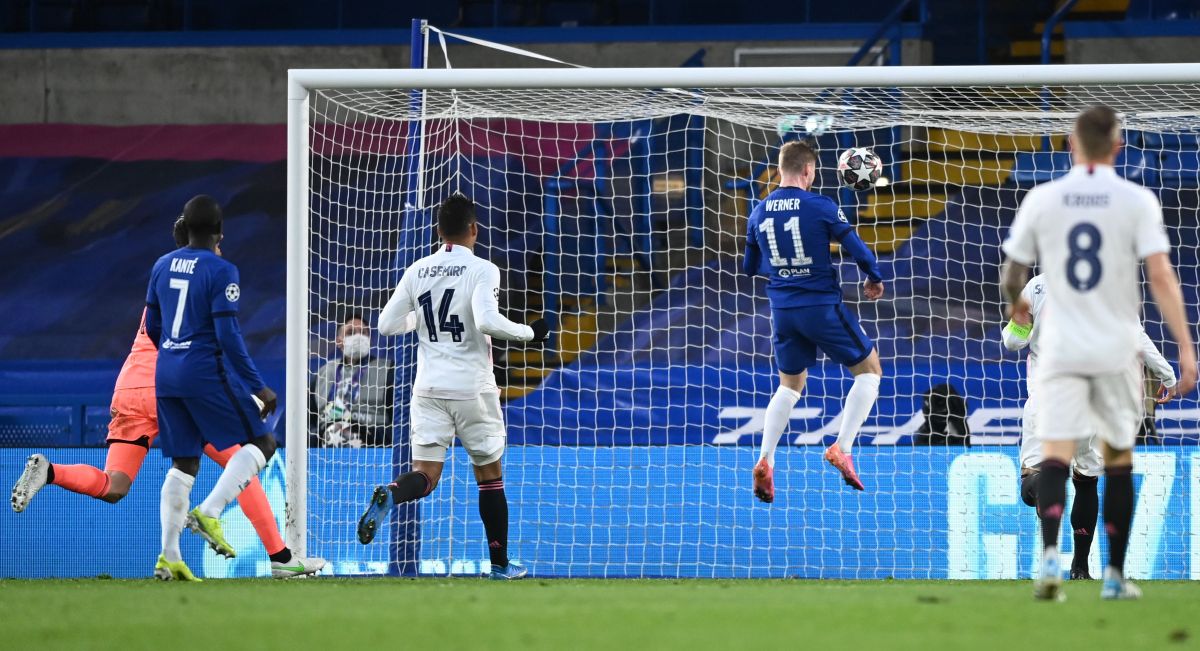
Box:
[290,65,1200,579]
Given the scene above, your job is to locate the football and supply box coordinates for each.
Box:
[837,147,883,190]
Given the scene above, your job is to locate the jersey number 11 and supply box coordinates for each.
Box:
[760,217,814,268]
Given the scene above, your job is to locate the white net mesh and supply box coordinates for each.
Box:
[302,80,1200,579]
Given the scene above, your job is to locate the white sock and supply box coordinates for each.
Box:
[161,468,195,563]
[198,444,266,518]
[758,386,802,468]
[837,373,881,453]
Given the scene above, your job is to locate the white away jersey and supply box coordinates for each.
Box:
[1002,164,1171,375]
[1002,273,1177,391]
[377,244,533,400]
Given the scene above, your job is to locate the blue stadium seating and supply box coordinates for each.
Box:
[1009,151,1072,184]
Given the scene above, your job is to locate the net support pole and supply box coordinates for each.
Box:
[385,16,429,577]
[284,74,310,559]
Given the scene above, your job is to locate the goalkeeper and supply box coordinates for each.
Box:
[744,140,885,500]
[1003,272,1176,580]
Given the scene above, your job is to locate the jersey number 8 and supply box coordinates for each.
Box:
[1066,222,1102,292]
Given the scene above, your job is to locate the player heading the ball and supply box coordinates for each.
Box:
[743,140,886,500]
[358,192,549,580]
[1002,105,1198,602]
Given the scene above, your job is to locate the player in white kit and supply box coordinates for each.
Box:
[1002,273,1177,580]
[356,193,549,580]
[1002,105,1196,601]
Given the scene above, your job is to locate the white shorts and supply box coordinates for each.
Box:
[409,391,506,466]
[1035,364,1143,454]
[1018,392,1104,477]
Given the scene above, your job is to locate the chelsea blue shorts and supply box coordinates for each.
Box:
[156,382,267,458]
[771,303,874,374]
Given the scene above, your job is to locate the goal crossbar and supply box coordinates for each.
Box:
[289,63,1200,94]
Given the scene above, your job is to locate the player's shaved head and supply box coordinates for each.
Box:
[778,140,818,177]
[1074,105,1121,161]
[173,216,188,248]
[183,194,223,237]
[437,192,477,240]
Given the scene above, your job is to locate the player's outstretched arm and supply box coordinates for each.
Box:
[145,303,163,349]
[1146,252,1197,395]
[835,228,885,297]
[378,274,418,336]
[1138,329,1178,402]
[999,259,1032,323]
[472,265,539,342]
[1001,281,1035,351]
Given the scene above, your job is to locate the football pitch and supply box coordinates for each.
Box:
[2,578,1196,650]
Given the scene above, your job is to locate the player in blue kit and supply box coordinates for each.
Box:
[145,195,283,575]
[744,140,885,500]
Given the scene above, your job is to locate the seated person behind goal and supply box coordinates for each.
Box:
[356,192,549,580]
[310,313,395,447]
[1003,272,1177,581]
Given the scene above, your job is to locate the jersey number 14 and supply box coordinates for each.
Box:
[760,217,814,267]
[418,289,465,342]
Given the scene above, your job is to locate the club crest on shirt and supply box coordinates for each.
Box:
[225,283,240,302]
[837,208,848,223]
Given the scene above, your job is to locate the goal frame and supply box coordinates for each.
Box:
[284,61,1200,559]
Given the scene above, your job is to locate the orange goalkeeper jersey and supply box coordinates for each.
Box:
[113,308,157,391]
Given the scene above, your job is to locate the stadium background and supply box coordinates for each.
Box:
[2,0,1200,581]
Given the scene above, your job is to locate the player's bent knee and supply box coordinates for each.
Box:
[250,435,277,461]
[172,457,200,477]
[101,472,133,503]
[1020,472,1040,507]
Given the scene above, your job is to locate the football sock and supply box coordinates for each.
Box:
[388,471,433,504]
[1070,474,1099,572]
[202,443,286,555]
[837,373,881,454]
[478,478,509,569]
[198,444,266,519]
[161,468,195,563]
[268,548,293,564]
[1103,464,1135,574]
[239,477,286,555]
[758,386,801,468]
[1037,459,1070,550]
[50,463,110,499]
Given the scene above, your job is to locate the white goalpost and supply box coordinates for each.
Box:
[287,62,1200,579]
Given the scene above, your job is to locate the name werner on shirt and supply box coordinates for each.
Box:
[762,198,807,212]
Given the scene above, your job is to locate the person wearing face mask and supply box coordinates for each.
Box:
[310,314,396,447]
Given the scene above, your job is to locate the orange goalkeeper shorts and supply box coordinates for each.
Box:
[107,387,158,445]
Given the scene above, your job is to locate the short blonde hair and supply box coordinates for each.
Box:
[778,140,817,176]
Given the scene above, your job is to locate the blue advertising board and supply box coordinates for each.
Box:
[2,446,1197,580]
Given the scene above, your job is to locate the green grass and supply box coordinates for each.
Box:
[1,578,1196,650]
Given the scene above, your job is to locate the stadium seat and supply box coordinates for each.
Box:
[81,405,112,447]
[0,406,77,447]
[1116,146,1158,185]
[1009,151,1072,184]
[1159,150,1200,187]
[1140,131,1200,150]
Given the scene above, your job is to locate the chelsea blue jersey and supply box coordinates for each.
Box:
[744,187,881,308]
[146,247,245,397]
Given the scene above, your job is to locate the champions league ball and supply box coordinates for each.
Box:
[837,147,883,191]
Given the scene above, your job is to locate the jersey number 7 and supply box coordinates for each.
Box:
[418,289,465,342]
